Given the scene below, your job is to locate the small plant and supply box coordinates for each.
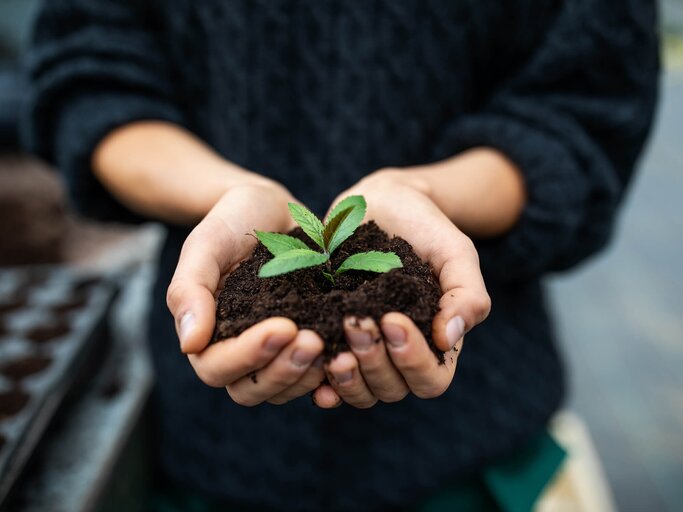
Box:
[255,195,402,284]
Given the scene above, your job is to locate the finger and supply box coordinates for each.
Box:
[325,352,378,409]
[268,356,326,405]
[167,185,293,354]
[227,330,324,406]
[344,316,409,403]
[167,215,247,354]
[188,317,297,387]
[427,230,491,352]
[312,384,343,409]
[382,312,458,399]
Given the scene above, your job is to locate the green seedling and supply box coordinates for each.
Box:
[255,195,402,284]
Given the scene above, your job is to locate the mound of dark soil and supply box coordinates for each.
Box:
[214,222,442,361]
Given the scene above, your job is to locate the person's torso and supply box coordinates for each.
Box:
[146,3,566,509]
[154,0,560,213]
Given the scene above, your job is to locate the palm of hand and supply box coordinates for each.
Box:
[167,176,490,409]
[311,176,491,408]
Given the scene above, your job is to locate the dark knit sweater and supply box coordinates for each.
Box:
[23,1,658,510]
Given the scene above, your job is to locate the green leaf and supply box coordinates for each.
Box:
[254,230,309,256]
[288,203,325,249]
[336,251,403,275]
[325,195,366,224]
[321,270,336,285]
[322,206,354,250]
[324,195,367,254]
[258,249,329,278]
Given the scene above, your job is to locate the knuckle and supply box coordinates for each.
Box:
[195,366,224,388]
[360,399,379,409]
[449,235,479,265]
[396,356,428,374]
[296,369,323,391]
[429,241,449,260]
[412,386,432,399]
[226,386,260,407]
[413,379,450,399]
[379,388,409,403]
[299,374,323,393]
[350,396,378,409]
[355,351,384,372]
[340,384,378,408]
[269,370,298,389]
[335,376,357,389]
[165,282,184,312]
[473,292,492,321]
[460,235,477,256]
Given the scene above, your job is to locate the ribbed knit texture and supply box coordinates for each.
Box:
[23,1,658,510]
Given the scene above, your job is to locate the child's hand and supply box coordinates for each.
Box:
[312,171,491,409]
[167,183,326,405]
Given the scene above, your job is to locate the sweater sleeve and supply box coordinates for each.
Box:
[433,1,659,282]
[22,0,185,223]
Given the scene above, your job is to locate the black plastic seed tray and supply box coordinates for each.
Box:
[0,267,117,504]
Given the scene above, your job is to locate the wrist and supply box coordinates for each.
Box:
[92,120,295,225]
[395,149,527,238]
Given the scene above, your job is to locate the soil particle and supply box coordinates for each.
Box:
[214,222,443,362]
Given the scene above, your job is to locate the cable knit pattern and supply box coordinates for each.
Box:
[23,1,658,510]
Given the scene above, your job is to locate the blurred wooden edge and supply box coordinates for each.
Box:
[536,411,617,512]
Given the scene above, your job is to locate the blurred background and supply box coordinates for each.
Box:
[546,4,683,510]
[0,1,681,511]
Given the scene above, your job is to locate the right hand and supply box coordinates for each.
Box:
[166,182,326,406]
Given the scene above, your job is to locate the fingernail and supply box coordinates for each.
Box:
[347,328,373,351]
[446,316,465,349]
[383,323,406,348]
[335,370,353,384]
[179,312,195,350]
[291,349,315,368]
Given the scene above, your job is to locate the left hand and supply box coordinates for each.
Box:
[312,169,491,408]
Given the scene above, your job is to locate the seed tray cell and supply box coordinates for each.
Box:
[0,267,117,504]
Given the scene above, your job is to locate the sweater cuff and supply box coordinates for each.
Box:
[433,114,589,282]
[52,90,185,223]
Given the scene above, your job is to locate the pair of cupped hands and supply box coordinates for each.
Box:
[166,169,491,409]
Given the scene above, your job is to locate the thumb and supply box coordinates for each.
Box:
[432,287,491,352]
[167,278,217,354]
[167,217,241,353]
[429,236,491,352]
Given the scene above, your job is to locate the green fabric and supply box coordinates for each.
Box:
[483,431,566,512]
[415,431,565,512]
[147,431,566,512]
